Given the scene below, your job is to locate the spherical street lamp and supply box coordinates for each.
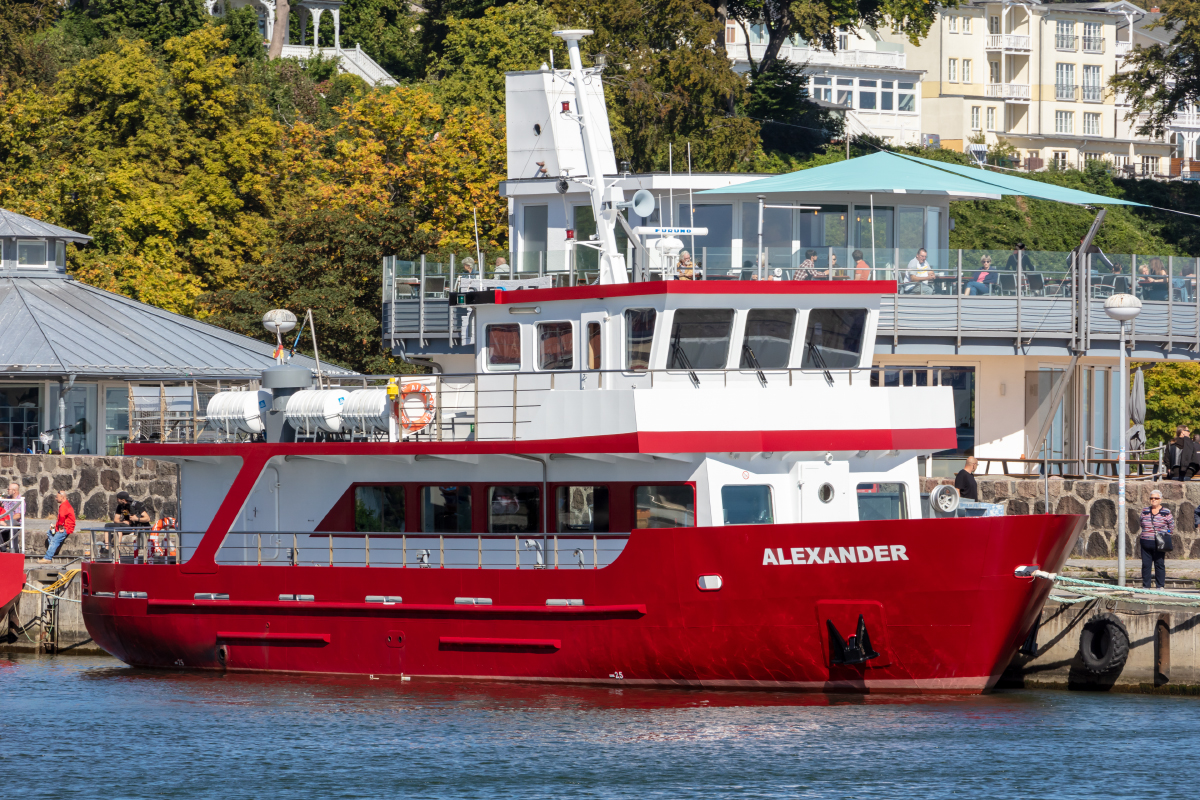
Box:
[1104,293,1142,587]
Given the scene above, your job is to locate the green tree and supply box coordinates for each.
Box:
[72,0,206,46]
[0,0,62,78]
[341,0,423,81]
[1110,0,1199,136]
[1140,362,1200,447]
[744,59,838,157]
[428,1,563,114]
[206,204,438,373]
[223,5,263,65]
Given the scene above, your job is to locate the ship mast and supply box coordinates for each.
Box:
[553,29,629,285]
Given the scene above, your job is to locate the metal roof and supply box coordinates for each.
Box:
[0,210,92,243]
[0,276,353,379]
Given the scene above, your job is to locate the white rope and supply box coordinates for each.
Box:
[1033,569,1200,607]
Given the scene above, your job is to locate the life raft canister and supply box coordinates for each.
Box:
[399,382,435,434]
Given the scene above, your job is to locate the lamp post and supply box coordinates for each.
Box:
[1104,293,1142,587]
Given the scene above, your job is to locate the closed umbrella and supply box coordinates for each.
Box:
[1128,367,1146,455]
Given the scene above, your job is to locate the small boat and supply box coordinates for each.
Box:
[81,30,1082,693]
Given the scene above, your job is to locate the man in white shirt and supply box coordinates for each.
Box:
[905,248,935,294]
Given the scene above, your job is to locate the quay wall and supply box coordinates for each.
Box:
[0,454,179,526]
[921,476,1200,559]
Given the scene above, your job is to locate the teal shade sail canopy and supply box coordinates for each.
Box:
[699,151,1143,207]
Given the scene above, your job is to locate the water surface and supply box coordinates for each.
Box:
[0,654,1186,799]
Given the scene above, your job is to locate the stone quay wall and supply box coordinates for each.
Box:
[922,475,1200,559]
[0,454,179,523]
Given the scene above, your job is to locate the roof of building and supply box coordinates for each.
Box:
[0,210,92,243]
[698,151,1145,206]
[0,276,352,379]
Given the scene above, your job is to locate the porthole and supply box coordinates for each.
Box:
[818,483,835,504]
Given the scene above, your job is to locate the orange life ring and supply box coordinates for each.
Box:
[399,382,435,433]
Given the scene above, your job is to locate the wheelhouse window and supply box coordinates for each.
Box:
[488,485,540,533]
[668,309,734,370]
[422,486,472,533]
[355,485,406,532]
[537,322,573,370]
[555,485,610,532]
[587,322,601,369]
[486,323,521,371]
[17,241,47,267]
[635,485,696,528]
[625,308,656,371]
[741,309,796,369]
[721,485,774,525]
[802,309,868,369]
[857,483,908,521]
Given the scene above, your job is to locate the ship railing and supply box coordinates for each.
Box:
[80,527,180,565]
[205,531,630,570]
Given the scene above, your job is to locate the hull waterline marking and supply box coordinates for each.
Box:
[762,545,909,565]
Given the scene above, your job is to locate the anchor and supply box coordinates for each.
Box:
[827,614,881,665]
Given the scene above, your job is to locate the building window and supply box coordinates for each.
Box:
[989,15,999,34]
[1083,152,1104,163]
[838,33,848,50]
[971,106,981,129]
[1055,110,1074,134]
[802,309,868,369]
[624,308,656,371]
[726,24,737,44]
[881,80,894,110]
[422,486,472,533]
[1142,155,1160,176]
[16,241,47,267]
[536,322,573,370]
[669,309,734,370]
[555,486,610,532]
[812,76,832,102]
[722,485,775,525]
[836,77,853,106]
[104,386,128,455]
[55,241,65,269]
[948,15,958,33]
[986,107,997,130]
[962,59,972,84]
[1083,65,1102,101]
[1054,151,1069,169]
[355,486,406,532]
[1083,112,1101,136]
[898,82,915,112]
[989,60,1000,85]
[488,485,541,533]
[963,16,971,34]
[635,485,696,528]
[948,58,958,82]
[1056,20,1076,50]
[1083,22,1103,52]
[486,323,521,371]
[1055,63,1076,100]
[857,483,909,521]
[859,79,877,109]
[0,386,42,454]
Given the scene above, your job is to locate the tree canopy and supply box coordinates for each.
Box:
[1110,0,1196,136]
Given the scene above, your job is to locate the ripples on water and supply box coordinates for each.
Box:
[0,653,1190,799]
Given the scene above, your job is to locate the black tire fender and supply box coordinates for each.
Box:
[1078,612,1130,675]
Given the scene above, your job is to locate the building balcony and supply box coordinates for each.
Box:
[1056,84,1078,101]
[1082,85,1103,103]
[985,34,1031,51]
[1116,41,1132,58]
[987,83,1031,102]
[1056,34,1078,51]
[734,43,907,70]
[1082,37,1105,53]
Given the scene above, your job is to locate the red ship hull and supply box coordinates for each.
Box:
[82,514,1081,693]
[1,552,24,631]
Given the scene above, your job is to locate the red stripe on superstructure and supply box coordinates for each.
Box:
[126,427,954,459]
[488,279,898,304]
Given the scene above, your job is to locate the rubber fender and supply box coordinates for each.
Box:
[1078,612,1130,675]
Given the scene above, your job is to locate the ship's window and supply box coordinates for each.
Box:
[488,485,541,533]
[555,485,610,532]
[635,485,696,528]
[741,309,796,369]
[625,308,656,371]
[421,486,472,533]
[721,485,774,525]
[486,324,521,371]
[537,321,573,370]
[802,309,868,369]
[668,309,734,370]
[857,483,908,520]
[354,485,405,532]
[587,322,601,370]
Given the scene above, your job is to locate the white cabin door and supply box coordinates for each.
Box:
[799,461,853,523]
[579,311,607,389]
[241,467,280,563]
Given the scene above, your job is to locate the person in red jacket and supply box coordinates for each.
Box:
[39,490,76,563]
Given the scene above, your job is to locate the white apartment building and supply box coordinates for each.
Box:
[725,25,925,145]
[878,1,1171,173]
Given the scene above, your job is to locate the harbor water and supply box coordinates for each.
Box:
[1,654,1194,799]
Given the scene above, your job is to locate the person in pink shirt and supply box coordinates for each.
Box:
[39,490,76,563]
